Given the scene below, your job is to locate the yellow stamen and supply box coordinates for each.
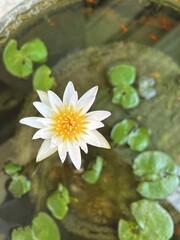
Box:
[51,106,87,140]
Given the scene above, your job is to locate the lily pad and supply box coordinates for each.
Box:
[8,175,31,198]
[112,85,140,109]
[4,162,22,176]
[11,213,61,240]
[12,227,33,240]
[108,64,136,86]
[82,156,103,184]
[3,39,33,78]
[111,119,136,145]
[118,199,174,240]
[33,65,56,91]
[127,127,150,151]
[32,212,61,240]
[21,38,48,63]
[47,184,70,220]
[118,220,143,240]
[133,151,179,199]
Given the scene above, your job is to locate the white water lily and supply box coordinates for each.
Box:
[20,81,111,169]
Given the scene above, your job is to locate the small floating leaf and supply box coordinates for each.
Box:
[12,226,33,240]
[32,212,61,240]
[118,199,174,240]
[3,39,33,78]
[108,64,136,86]
[133,151,179,199]
[131,200,174,239]
[112,85,140,109]
[21,38,48,63]
[118,220,143,240]
[8,175,31,198]
[111,119,136,145]
[127,127,149,151]
[4,162,22,176]
[47,184,70,220]
[82,156,103,184]
[33,65,56,91]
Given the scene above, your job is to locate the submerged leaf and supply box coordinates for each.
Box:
[33,65,56,91]
[32,212,61,240]
[118,200,174,240]
[8,175,31,198]
[112,85,140,109]
[82,156,103,184]
[127,127,149,151]
[108,64,136,86]
[133,151,179,199]
[3,39,33,78]
[47,184,70,220]
[4,162,22,176]
[111,119,136,145]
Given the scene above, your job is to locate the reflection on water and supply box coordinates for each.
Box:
[0,0,179,240]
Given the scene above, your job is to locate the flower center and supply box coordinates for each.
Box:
[51,106,87,140]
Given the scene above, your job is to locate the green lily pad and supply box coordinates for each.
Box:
[111,119,136,145]
[32,212,61,240]
[118,220,143,240]
[133,151,179,199]
[21,38,48,63]
[118,199,174,240]
[12,227,33,240]
[112,85,140,109]
[3,39,33,78]
[127,127,150,151]
[47,184,70,220]
[82,156,103,184]
[108,64,136,86]
[33,65,56,91]
[4,162,22,176]
[8,175,31,198]
[11,212,61,240]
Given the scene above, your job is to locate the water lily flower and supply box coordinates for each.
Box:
[20,81,111,169]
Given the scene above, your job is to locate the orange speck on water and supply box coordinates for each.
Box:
[161,17,167,30]
[150,34,158,41]
[86,0,96,3]
[120,24,128,32]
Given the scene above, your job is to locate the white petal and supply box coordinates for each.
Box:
[48,90,63,113]
[63,81,76,105]
[32,128,52,139]
[36,118,54,127]
[86,121,104,130]
[36,139,57,162]
[37,90,50,105]
[77,86,98,114]
[58,141,68,163]
[19,117,45,129]
[70,90,78,105]
[33,101,53,118]
[50,136,60,148]
[80,141,88,153]
[68,142,81,170]
[86,110,111,122]
[84,130,110,149]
